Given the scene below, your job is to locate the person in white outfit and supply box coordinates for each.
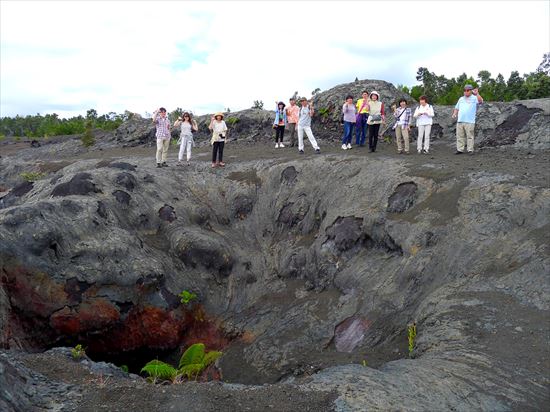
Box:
[413,95,435,154]
[173,112,198,165]
[297,97,320,154]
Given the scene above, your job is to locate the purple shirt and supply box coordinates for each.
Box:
[342,103,357,123]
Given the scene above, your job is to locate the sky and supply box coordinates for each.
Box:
[1,0,549,118]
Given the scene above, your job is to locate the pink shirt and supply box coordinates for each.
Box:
[286,105,300,124]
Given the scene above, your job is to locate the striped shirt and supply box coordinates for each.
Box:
[155,116,171,139]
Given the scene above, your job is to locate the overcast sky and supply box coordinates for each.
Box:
[1,0,549,118]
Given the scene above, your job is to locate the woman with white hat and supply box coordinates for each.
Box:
[365,91,385,153]
[209,112,228,168]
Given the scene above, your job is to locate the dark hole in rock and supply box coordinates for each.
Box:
[231,194,254,219]
[97,201,108,219]
[387,182,418,213]
[112,190,131,205]
[52,173,101,197]
[159,204,177,222]
[281,166,298,185]
[30,140,41,148]
[114,172,137,192]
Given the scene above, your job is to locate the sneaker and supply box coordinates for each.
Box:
[275,143,279,148]
[424,150,429,154]
[219,162,226,167]
[398,150,403,154]
[455,151,464,155]
[342,144,347,150]
[211,163,217,168]
[468,151,474,155]
[418,150,422,154]
[157,163,162,168]
[162,162,168,167]
[279,143,285,148]
[347,143,352,149]
[315,149,321,154]
[299,150,304,154]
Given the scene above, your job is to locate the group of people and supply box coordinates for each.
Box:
[152,84,484,168]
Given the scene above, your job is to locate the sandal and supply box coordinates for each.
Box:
[211,163,217,168]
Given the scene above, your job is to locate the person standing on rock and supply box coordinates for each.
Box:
[286,98,300,147]
[355,90,370,146]
[342,95,356,150]
[174,112,198,165]
[392,98,412,154]
[153,107,171,168]
[365,91,385,153]
[273,102,287,148]
[297,97,321,154]
[452,85,483,154]
[413,96,435,154]
[209,112,228,168]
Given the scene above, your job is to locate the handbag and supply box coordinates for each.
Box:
[370,114,382,122]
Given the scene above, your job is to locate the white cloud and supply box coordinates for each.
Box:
[1,0,548,118]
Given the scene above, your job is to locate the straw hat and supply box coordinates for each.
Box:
[214,112,224,119]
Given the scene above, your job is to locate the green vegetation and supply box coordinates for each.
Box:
[226,116,240,126]
[400,66,550,104]
[20,171,45,182]
[81,120,95,147]
[71,344,86,360]
[141,343,222,383]
[408,323,417,358]
[179,290,198,305]
[318,107,330,117]
[0,109,129,138]
[120,364,129,373]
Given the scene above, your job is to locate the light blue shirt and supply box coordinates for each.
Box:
[455,95,480,124]
[298,106,312,127]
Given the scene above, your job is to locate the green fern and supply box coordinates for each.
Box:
[179,343,205,368]
[179,363,204,380]
[203,350,222,367]
[141,360,178,381]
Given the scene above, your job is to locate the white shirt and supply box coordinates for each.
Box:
[414,104,434,126]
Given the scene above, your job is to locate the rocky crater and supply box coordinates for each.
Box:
[0,80,549,411]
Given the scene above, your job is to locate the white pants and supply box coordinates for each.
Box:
[178,135,193,161]
[417,124,432,152]
[297,126,320,151]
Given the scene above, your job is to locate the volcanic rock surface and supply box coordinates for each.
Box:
[0,81,549,411]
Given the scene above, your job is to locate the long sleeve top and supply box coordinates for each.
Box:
[413,104,435,126]
[392,107,412,129]
[209,120,228,144]
[342,103,357,123]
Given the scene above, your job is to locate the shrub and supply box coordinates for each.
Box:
[71,344,86,360]
[252,100,264,109]
[226,117,240,126]
[81,120,95,147]
[20,171,45,182]
[179,290,198,305]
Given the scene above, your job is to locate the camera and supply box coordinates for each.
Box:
[219,134,225,139]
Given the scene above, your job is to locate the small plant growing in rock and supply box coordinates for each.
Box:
[226,116,240,126]
[408,322,417,358]
[141,343,222,383]
[252,100,264,110]
[318,107,330,117]
[179,290,198,305]
[71,344,86,360]
[20,171,45,182]
[120,364,129,373]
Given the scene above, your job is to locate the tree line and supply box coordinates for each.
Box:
[0,109,130,138]
[400,67,550,105]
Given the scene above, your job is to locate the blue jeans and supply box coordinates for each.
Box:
[355,113,367,145]
[342,121,354,144]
